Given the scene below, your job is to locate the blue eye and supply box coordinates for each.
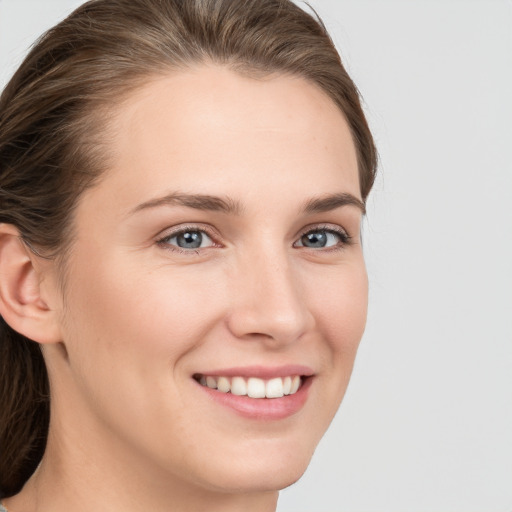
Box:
[160,229,215,250]
[295,228,348,249]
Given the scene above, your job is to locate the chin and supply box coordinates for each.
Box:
[254,464,309,492]
[207,466,310,495]
[196,443,316,494]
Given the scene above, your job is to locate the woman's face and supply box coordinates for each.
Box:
[48,66,367,493]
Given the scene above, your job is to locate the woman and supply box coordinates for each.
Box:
[0,0,377,510]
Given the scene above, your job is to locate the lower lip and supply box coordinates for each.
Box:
[196,377,312,421]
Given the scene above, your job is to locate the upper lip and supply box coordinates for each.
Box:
[194,365,314,379]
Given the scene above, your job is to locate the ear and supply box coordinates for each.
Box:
[0,224,62,344]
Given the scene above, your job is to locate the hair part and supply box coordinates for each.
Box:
[0,0,377,495]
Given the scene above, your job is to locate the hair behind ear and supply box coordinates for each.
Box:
[0,318,49,497]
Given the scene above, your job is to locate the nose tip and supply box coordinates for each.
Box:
[226,258,314,346]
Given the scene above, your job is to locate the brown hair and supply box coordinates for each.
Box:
[0,0,377,496]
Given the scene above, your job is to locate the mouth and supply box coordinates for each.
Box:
[192,366,314,420]
[193,374,304,399]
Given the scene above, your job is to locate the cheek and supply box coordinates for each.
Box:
[57,255,228,443]
[307,260,368,358]
[305,261,368,429]
[65,254,222,357]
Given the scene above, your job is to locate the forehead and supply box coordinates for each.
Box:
[86,66,360,215]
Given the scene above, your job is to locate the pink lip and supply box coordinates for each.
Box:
[196,365,314,379]
[193,366,314,421]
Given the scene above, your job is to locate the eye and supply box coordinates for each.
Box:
[157,228,216,251]
[294,227,350,249]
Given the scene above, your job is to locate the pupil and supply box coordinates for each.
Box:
[178,231,202,249]
[303,232,327,248]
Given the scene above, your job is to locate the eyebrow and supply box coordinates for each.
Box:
[129,192,244,216]
[302,193,366,215]
[129,191,365,216]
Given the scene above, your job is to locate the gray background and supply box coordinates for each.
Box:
[1,1,511,511]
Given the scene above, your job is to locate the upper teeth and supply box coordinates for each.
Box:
[197,375,302,399]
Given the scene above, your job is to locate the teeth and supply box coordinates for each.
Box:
[290,375,301,394]
[266,377,284,398]
[283,376,292,395]
[196,375,304,399]
[217,376,230,393]
[231,376,247,396]
[247,377,266,398]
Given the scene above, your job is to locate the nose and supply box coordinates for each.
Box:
[225,248,314,346]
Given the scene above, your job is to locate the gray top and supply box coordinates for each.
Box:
[0,503,7,512]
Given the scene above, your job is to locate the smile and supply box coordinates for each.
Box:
[194,374,302,399]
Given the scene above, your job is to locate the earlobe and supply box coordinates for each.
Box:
[0,224,62,344]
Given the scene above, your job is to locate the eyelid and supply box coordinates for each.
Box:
[154,222,352,254]
[294,224,352,249]
[155,224,222,252]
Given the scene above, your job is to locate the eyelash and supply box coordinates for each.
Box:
[155,224,352,255]
[156,224,219,255]
[296,225,352,252]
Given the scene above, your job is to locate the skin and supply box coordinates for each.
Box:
[4,66,367,512]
